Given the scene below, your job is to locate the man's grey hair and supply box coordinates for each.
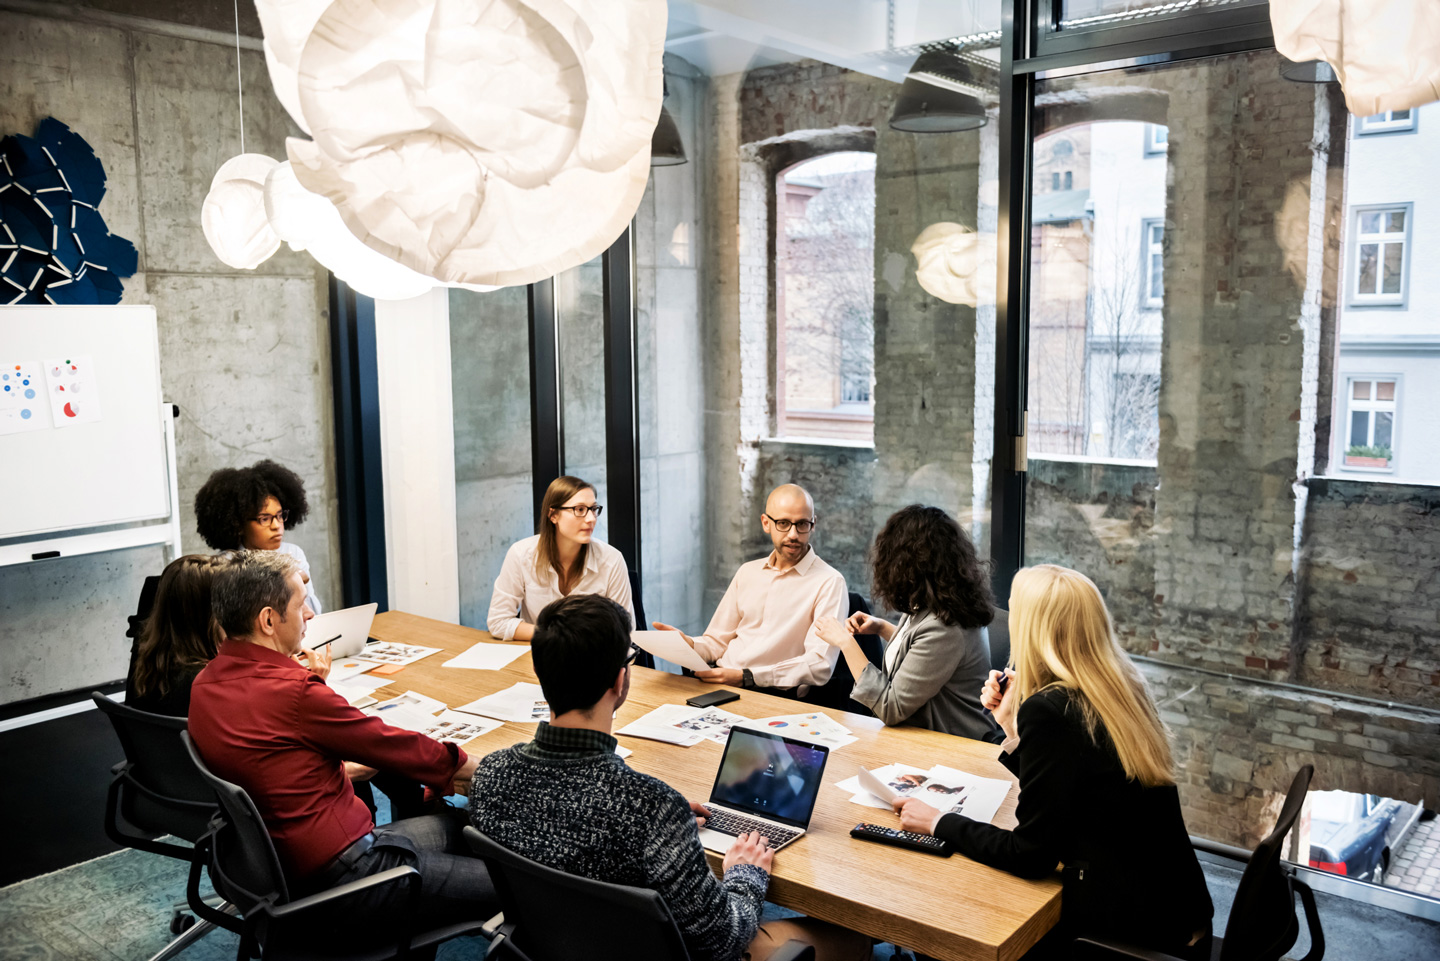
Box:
[212,549,301,639]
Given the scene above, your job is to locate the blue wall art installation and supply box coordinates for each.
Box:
[0,118,138,305]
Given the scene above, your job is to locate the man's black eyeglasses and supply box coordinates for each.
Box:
[763,514,814,534]
[624,645,640,668]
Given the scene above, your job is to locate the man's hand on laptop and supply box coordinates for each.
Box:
[722,831,774,874]
[689,801,710,827]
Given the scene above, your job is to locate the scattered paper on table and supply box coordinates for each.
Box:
[615,745,633,758]
[329,658,380,682]
[332,674,393,706]
[365,690,446,730]
[456,682,550,723]
[836,762,1012,824]
[630,630,712,673]
[738,712,857,751]
[420,710,503,745]
[616,704,708,746]
[357,642,442,666]
[443,642,529,671]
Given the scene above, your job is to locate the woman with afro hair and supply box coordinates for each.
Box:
[194,459,322,613]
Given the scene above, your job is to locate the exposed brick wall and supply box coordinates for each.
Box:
[1299,480,1440,708]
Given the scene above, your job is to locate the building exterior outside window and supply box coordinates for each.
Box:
[1142,218,1164,308]
[1350,205,1411,306]
[1358,110,1417,135]
[1344,378,1398,471]
[1333,104,1438,484]
[775,151,876,444]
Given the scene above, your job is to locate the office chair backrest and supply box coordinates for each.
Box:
[1218,763,1315,961]
[181,730,291,911]
[628,569,656,670]
[92,692,217,843]
[464,826,692,961]
[987,608,1011,674]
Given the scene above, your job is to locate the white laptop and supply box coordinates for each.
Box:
[302,603,378,658]
[697,726,830,855]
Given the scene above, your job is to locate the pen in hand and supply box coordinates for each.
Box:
[311,634,343,650]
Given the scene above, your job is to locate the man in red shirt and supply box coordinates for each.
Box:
[188,550,495,937]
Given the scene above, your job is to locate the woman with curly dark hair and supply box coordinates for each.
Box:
[194,459,321,613]
[815,504,1000,739]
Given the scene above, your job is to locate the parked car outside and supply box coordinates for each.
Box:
[1307,790,1404,883]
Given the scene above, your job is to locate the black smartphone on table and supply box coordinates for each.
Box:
[686,690,740,709]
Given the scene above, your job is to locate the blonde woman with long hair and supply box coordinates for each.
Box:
[487,476,634,641]
[894,565,1212,956]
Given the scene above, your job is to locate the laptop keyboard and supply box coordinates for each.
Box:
[705,809,801,847]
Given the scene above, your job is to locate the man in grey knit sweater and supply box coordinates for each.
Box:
[469,594,870,961]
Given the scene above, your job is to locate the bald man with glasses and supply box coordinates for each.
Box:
[655,484,846,696]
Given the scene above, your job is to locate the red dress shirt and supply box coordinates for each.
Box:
[188,640,467,881]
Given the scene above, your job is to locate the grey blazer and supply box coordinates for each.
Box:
[850,609,1003,740]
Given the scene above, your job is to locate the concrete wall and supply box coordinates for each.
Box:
[0,7,335,703]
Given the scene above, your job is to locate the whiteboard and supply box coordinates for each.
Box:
[0,305,170,538]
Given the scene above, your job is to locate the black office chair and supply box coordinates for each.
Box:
[629,569,656,669]
[800,592,884,713]
[986,607,1010,674]
[1075,764,1324,961]
[463,826,815,961]
[180,732,490,960]
[92,692,233,960]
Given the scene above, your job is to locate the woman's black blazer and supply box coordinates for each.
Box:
[935,686,1213,950]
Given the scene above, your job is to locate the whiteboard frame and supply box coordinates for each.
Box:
[0,399,183,567]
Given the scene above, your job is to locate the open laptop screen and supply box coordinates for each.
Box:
[709,727,829,829]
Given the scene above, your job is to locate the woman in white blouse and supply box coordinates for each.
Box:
[488,476,634,641]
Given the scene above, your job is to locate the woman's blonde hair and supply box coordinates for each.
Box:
[536,476,595,586]
[1009,564,1174,787]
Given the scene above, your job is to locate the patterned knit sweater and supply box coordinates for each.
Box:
[469,722,769,961]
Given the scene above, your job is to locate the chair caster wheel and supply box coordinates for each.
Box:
[170,913,197,935]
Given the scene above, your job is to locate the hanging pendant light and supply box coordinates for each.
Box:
[651,105,687,166]
[651,73,686,167]
[890,49,995,134]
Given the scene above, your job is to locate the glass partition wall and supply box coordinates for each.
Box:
[330,0,1440,915]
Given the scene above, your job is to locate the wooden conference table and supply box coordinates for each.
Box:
[365,611,1061,961]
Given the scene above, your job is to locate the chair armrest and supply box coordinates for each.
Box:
[1072,936,1185,961]
[1292,878,1326,961]
[1190,835,1252,863]
[768,940,816,961]
[268,865,421,916]
[111,761,128,777]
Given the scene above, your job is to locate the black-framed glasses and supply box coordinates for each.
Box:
[558,504,604,518]
[623,645,640,668]
[763,514,814,534]
[254,509,290,527]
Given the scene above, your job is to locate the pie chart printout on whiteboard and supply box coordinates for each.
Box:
[42,355,103,427]
[0,361,51,435]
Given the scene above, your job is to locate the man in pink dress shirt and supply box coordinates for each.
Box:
[656,484,847,696]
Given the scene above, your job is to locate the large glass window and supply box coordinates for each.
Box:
[776,151,877,444]
[1350,205,1410,305]
[1343,378,1398,472]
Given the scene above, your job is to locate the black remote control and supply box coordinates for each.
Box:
[850,823,952,857]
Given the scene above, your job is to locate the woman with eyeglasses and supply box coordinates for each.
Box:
[488,475,634,641]
[194,459,322,613]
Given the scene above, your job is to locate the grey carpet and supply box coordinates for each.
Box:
[3,847,1436,960]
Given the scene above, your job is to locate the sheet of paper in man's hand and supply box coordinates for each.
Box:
[630,630,712,673]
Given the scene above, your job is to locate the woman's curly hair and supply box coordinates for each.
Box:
[870,504,995,629]
[194,459,311,550]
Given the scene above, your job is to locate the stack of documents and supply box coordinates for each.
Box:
[330,674,392,708]
[456,682,550,723]
[617,704,747,746]
[835,762,1011,825]
[442,642,529,671]
[738,712,857,751]
[363,692,504,745]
